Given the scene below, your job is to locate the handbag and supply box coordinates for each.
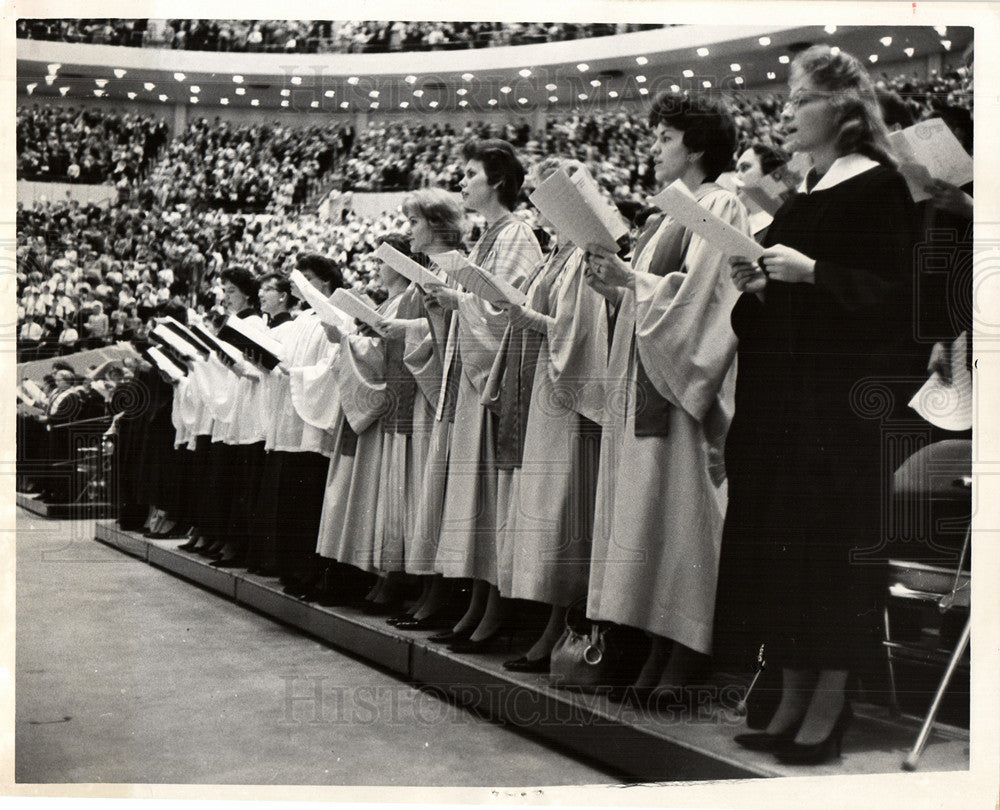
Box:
[549,599,630,691]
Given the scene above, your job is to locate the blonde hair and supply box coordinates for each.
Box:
[402,188,466,251]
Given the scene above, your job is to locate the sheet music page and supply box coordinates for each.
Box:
[151,323,203,360]
[289,269,355,331]
[528,168,623,252]
[891,118,974,188]
[647,179,764,261]
[374,243,442,289]
[224,315,285,360]
[567,165,629,242]
[431,252,528,307]
[147,346,187,382]
[330,288,389,330]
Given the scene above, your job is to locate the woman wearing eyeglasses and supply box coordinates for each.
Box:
[724,46,919,764]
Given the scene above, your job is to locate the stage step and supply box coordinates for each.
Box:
[17,491,114,520]
[93,519,969,782]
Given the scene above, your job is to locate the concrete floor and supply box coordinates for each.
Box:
[15,508,618,786]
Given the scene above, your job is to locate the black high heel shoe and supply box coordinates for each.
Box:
[774,702,853,765]
[428,628,471,644]
[502,655,550,674]
[734,720,804,753]
[447,626,513,654]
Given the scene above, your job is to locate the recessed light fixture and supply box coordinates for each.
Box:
[545,83,557,92]
[400,101,409,108]
[127,91,136,99]
[500,86,512,94]
[291,76,303,86]
[236,87,246,95]
[325,90,335,98]
[639,88,649,95]
[44,75,56,85]
[683,70,694,78]
[759,37,771,46]
[369,90,379,98]
[517,97,528,104]
[519,69,532,78]
[428,101,438,108]
[174,72,185,82]
[830,46,841,56]
[636,56,648,65]
[311,100,320,108]
[347,76,360,85]
[608,90,619,99]
[548,95,559,102]
[114,69,127,79]
[190,86,200,94]
[250,99,259,106]
[577,63,589,72]
[281,100,289,107]
[221,98,229,105]
[880,36,893,47]
[735,77,744,85]
[488,98,498,106]
[281,89,291,97]
[934,25,948,37]
[462,73,474,81]
[590,79,601,88]
[233,75,244,84]
[59,86,70,96]
[144,82,156,91]
[95,79,108,88]
[404,75,417,84]
[371,101,380,109]
[869,54,878,63]
[459,100,468,107]
[189,96,198,103]
[578,93,588,100]
[941,39,952,50]
[340,101,350,109]
[731,63,741,72]
[697,47,710,57]
[702,80,712,88]
[636,75,646,83]
[457,88,468,96]
[904,47,915,57]
[825,25,837,34]
[159,94,168,101]
[413,90,424,98]
[766,72,777,80]
[26,83,37,94]
[670,84,681,92]
[47,63,61,74]
[94,89,104,97]
[778,55,790,64]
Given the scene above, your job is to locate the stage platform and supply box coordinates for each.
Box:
[93,519,969,783]
[17,491,114,520]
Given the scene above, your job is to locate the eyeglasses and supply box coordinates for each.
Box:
[784,90,832,111]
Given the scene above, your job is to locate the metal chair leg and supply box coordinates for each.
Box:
[902,615,971,771]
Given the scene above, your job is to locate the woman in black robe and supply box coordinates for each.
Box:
[722,45,921,764]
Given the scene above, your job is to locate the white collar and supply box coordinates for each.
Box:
[798,153,880,194]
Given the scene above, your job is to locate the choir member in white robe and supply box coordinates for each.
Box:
[583,92,747,701]
[489,158,610,671]
[424,140,542,650]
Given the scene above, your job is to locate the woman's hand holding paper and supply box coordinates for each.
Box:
[585,243,635,291]
[757,244,816,285]
[423,282,463,311]
[729,256,768,294]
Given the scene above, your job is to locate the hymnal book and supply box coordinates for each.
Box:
[431,251,528,308]
[161,317,212,357]
[889,118,973,202]
[21,379,47,403]
[647,179,764,261]
[529,166,628,252]
[289,269,356,331]
[330,288,389,331]
[187,321,245,367]
[146,346,187,382]
[150,323,205,361]
[218,316,284,370]
[374,243,442,290]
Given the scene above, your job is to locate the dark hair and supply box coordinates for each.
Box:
[377,232,412,257]
[296,252,345,291]
[934,105,973,154]
[876,88,917,131]
[220,264,260,309]
[750,143,790,176]
[52,360,74,373]
[648,92,738,180]
[162,300,188,325]
[259,272,295,301]
[462,139,525,210]
[790,45,895,166]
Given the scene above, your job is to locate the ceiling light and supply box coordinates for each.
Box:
[59,86,70,96]
[500,86,512,94]
[127,91,136,99]
[47,63,61,74]
[371,102,380,109]
[545,83,557,91]
[904,47,915,57]
[778,55,790,64]
[759,37,771,46]
[190,85,200,94]
[830,46,841,55]
[683,69,694,78]
[400,101,409,108]
[26,83,37,95]
[636,56,648,65]
[881,36,893,47]
[325,90,336,98]
[735,77,744,85]
[236,87,246,95]
[670,84,681,92]
[311,100,320,108]
[766,72,777,80]
[702,80,712,88]
[114,69,127,79]
[95,79,108,88]
[457,88,468,96]
[941,40,952,50]
[825,25,837,34]
[221,98,229,105]
[934,26,948,36]
[290,76,302,85]
[174,72,185,82]
[159,94,168,102]
[590,79,601,87]
[233,75,243,84]
[340,101,350,109]
[347,76,360,85]
[413,90,424,98]
[189,96,198,103]
[462,73,474,81]
[697,47,710,57]
[281,100,289,107]
[428,101,437,108]
[578,93,588,100]
[459,100,468,107]
[636,75,646,83]
[280,89,291,97]
[731,63,741,72]
[94,89,105,97]
[144,82,156,91]
[517,97,528,104]
[548,95,559,102]
[404,75,417,84]
[44,75,56,85]
[368,90,379,98]
[577,63,589,72]
[488,98,498,106]
[519,69,532,78]
[639,88,649,96]
[608,90,618,99]
[869,54,878,63]
[250,99,259,106]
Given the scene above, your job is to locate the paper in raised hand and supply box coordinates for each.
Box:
[529,166,628,252]
[330,288,389,331]
[430,251,528,307]
[890,119,973,202]
[374,242,442,289]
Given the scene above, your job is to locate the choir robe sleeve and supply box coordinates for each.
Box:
[332,331,389,434]
[546,250,609,425]
[197,353,241,423]
[403,315,443,408]
[457,220,542,396]
[633,189,747,484]
[288,316,343,432]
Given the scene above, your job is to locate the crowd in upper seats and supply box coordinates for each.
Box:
[16,19,666,53]
[16,105,170,184]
